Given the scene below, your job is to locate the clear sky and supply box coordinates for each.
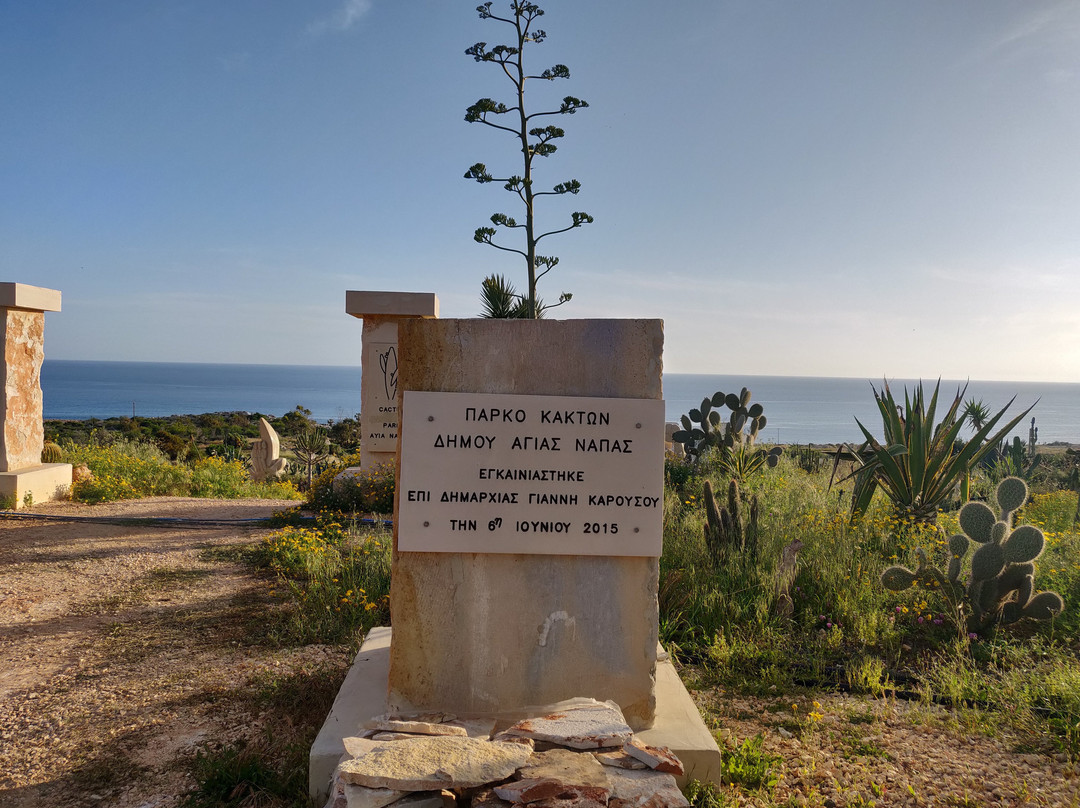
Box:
[2,1,1078,381]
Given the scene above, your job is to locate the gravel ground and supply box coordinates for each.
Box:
[695,687,1080,807]
[0,497,350,808]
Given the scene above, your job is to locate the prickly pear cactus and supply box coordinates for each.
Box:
[881,477,1064,635]
[672,387,782,474]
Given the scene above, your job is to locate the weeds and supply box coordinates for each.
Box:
[720,733,781,791]
[253,516,391,645]
[181,736,306,808]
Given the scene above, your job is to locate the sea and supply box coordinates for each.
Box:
[40,360,1079,446]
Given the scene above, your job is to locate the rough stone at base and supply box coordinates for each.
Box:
[337,736,532,790]
[308,629,721,802]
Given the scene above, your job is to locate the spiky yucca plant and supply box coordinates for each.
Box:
[836,380,1033,524]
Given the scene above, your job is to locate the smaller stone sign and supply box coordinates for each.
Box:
[398,391,665,557]
[362,340,399,452]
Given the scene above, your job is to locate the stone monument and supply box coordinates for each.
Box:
[331,291,441,503]
[0,283,72,508]
[310,318,721,798]
[390,319,664,727]
[344,291,438,470]
[250,416,288,481]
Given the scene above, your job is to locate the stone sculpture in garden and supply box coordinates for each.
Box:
[251,417,288,481]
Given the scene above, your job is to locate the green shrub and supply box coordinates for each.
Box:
[63,437,301,503]
[188,456,250,498]
[255,516,392,644]
[308,455,395,515]
[66,439,190,502]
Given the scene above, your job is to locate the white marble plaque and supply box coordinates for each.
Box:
[362,341,399,452]
[398,391,665,556]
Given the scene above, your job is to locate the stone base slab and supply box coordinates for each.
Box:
[0,463,72,508]
[635,650,722,786]
[308,628,720,802]
[311,626,392,800]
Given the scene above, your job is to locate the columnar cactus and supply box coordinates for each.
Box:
[881,477,1064,634]
[703,477,760,564]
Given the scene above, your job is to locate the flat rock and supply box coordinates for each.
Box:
[623,739,684,776]
[344,783,408,808]
[372,732,421,741]
[366,717,469,737]
[494,779,610,807]
[445,717,497,739]
[605,768,688,808]
[471,788,513,808]
[339,736,533,790]
[344,737,382,757]
[518,749,610,788]
[594,750,648,770]
[388,791,457,808]
[524,794,608,808]
[502,701,634,750]
[491,731,535,749]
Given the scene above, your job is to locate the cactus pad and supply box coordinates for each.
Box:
[971,541,1005,581]
[1016,574,1034,608]
[996,476,1028,514]
[881,566,917,591]
[948,533,969,558]
[991,521,1008,543]
[1022,591,1064,621]
[959,501,995,543]
[1002,524,1045,564]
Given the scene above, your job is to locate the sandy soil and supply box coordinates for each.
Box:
[0,497,349,808]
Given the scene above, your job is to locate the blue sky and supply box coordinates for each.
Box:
[2,1,1078,381]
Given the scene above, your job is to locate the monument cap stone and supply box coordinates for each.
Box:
[346,291,438,320]
[0,283,61,313]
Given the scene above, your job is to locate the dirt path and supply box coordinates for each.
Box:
[0,498,350,808]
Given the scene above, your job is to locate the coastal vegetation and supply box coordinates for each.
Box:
[45,406,362,462]
[43,406,363,504]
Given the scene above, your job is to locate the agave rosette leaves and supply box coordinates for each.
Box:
[843,380,1033,522]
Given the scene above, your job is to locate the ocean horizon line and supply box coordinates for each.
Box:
[40,360,1078,443]
[44,359,1076,387]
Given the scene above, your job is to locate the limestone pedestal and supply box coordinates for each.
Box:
[389,319,663,728]
[344,291,438,472]
[308,628,721,802]
[0,283,71,508]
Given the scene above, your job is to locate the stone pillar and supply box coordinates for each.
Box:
[345,291,438,471]
[0,283,72,508]
[388,318,664,729]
